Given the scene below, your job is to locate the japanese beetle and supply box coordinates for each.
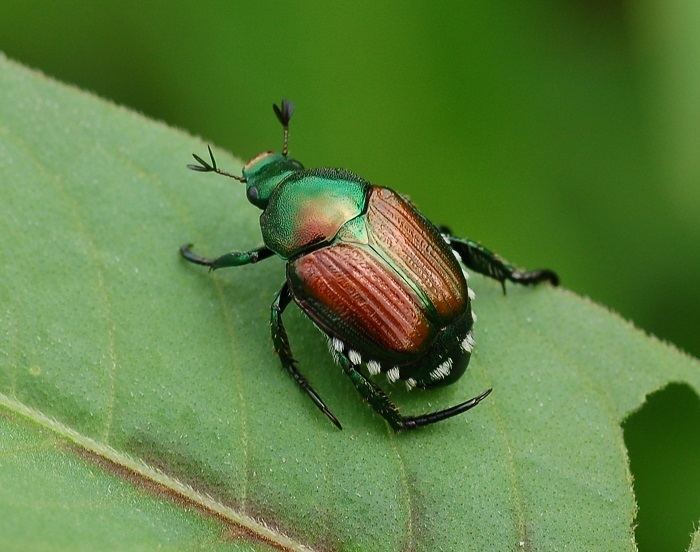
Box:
[181,100,559,431]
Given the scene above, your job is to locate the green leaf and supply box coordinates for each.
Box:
[0,53,698,551]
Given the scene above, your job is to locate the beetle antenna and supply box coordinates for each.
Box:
[273,99,294,157]
[187,145,246,182]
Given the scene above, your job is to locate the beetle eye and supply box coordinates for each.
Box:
[247,186,259,203]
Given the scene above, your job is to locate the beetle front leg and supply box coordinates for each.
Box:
[337,351,491,431]
[179,244,274,271]
[443,235,559,292]
[271,283,342,430]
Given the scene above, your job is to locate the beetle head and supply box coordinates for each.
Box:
[242,151,303,209]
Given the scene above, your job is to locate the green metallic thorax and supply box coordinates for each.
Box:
[252,162,370,259]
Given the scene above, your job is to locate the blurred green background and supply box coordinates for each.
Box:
[1,1,698,550]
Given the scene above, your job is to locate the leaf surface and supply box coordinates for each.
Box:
[0,54,698,551]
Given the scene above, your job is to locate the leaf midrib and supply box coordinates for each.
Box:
[0,390,316,552]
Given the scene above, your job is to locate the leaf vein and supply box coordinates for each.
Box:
[0,391,316,552]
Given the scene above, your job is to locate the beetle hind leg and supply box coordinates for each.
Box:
[271,283,342,430]
[335,348,490,431]
[442,234,559,291]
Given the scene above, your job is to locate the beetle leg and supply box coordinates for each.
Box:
[337,354,405,430]
[443,235,559,292]
[271,282,342,430]
[180,244,274,271]
[336,351,491,431]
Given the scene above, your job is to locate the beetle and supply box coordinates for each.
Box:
[180,99,559,431]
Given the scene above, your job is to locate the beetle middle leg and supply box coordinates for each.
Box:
[180,244,274,271]
[336,350,491,431]
[271,283,342,429]
[443,235,559,293]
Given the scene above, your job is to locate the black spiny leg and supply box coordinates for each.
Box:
[336,350,491,431]
[444,235,559,293]
[180,244,274,271]
[271,283,342,430]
